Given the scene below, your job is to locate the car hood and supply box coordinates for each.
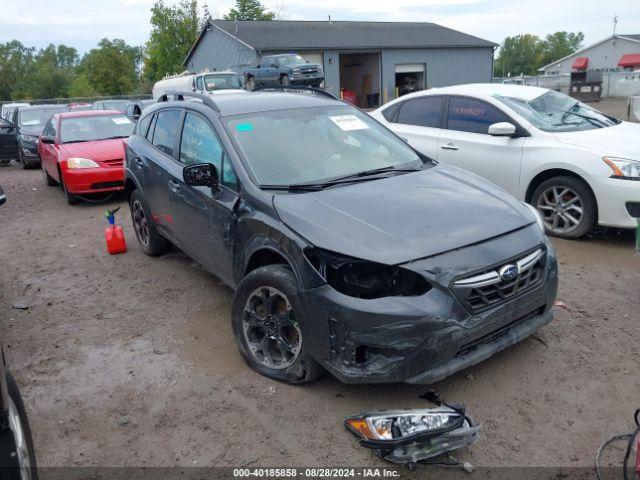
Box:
[553,121,640,158]
[20,126,44,136]
[273,164,534,265]
[60,138,126,161]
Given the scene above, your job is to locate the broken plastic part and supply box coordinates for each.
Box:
[305,248,431,299]
[345,405,479,466]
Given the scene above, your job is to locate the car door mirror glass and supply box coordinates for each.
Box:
[183,163,219,189]
[488,122,517,137]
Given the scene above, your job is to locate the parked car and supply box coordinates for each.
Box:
[0,117,19,164]
[90,100,127,113]
[67,102,92,112]
[152,71,245,100]
[124,90,557,385]
[10,104,68,169]
[0,185,39,480]
[243,54,324,91]
[39,110,135,204]
[1,103,30,121]
[371,83,640,239]
[124,99,155,121]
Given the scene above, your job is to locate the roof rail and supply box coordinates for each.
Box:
[252,85,339,101]
[157,91,220,113]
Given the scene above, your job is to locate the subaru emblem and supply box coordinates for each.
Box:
[499,264,519,281]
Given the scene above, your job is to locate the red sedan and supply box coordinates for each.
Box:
[38,110,135,204]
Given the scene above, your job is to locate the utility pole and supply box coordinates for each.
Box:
[613,14,618,35]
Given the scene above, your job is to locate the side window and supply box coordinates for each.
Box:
[396,96,444,128]
[45,119,57,138]
[447,97,510,134]
[137,114,152,137]
[152,110,182,157]
[179,112,238,191]
[146,114,157,141]
[196,76,204,91]
[42,119,52,137]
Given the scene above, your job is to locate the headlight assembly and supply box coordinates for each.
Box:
[522,202,545,233]
[603,156,640,180]
[67,157,100,169]
[345,405,480,465]
[20,134,38,143]
[304,248,430,299]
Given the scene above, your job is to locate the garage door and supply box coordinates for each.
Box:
[298,52,324,65]
[395,63,425,74]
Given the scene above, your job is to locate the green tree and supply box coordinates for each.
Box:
[23,44,78,99]
[0,41,35,100]
[81,39,142,95]
[540,31,584,67]
[494,34,544,77]
[68,73,97,97]
[224,0,275,20]
[144,0,200,82]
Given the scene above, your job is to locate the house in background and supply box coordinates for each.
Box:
[539,34,640,75]
[183,20,495,107]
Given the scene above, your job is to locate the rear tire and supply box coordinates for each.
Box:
[231,265,323,384]
[531,175,596,239]
[246,77,256,91]
[129,189,170,256]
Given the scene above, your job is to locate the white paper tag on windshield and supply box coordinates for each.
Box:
[112,117,132,125]
[329,115,369,131]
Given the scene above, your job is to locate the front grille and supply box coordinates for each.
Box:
[91,181,124,189]
[625,202,640,218]
[102,158,123,167]
[452,248,546,314]
[300,67,318,75]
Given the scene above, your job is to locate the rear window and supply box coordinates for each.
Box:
[60,114,135,144]
[396,96,444,128]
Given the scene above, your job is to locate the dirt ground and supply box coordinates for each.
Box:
[0,162,639,475]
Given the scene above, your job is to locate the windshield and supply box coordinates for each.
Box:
[225,105,423,187]
[60,114,135,143]
[204,74,242,91]
[19,107,67,127]
[495,90,619,132]
[277,54,307,67]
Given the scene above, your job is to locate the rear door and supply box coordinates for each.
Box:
[437,96,525,196]
[173,110,240,284]
[0,117,18,161]
[385,95,444,160]
[144,109,184,240]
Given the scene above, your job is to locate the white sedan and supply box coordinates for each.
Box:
[370,84,640,238]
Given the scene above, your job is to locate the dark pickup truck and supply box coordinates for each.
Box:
[244,54,324,90]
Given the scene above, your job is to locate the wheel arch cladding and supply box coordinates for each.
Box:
[124,177,138,203]
[526,168,596,206]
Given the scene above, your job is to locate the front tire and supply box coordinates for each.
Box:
[246,77,256,91]
[129,189,170,256]
[532,175,596,239]
[280,75,290,87]
[60,172,79,205]
[42,165,57,186]
[231,265,323,384]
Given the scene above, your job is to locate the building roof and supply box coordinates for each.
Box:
[185,20,495,65]
[620,34,640,42]
[539,34,640,71]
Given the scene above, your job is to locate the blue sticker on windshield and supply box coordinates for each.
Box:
[236,123,254,132]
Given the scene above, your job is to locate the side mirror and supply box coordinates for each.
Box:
[488,122,517,137]
[0,185,5,206]
[183,163,218,189]
[41,136,55,144]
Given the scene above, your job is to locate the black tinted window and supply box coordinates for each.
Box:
[396,96,444,128]
[152,110,182,157]
[447,97,510,134]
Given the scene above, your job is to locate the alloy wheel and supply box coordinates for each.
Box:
[536,185,584,235]
[132,200,150,246]
[7,396,32,480]
[242,286,302,370]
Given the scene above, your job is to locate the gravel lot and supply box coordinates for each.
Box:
[0,158,639,475]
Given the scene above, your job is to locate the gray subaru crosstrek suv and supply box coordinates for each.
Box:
[124,89,558,385]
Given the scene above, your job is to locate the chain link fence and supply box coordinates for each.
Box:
[0,94,152,108]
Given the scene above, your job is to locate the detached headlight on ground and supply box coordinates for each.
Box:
[523,202,545,233]
[345,405,480,465]
[67,157,100,169]
[603,156,640,180]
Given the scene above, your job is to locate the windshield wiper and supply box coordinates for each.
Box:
[560,106,609,128]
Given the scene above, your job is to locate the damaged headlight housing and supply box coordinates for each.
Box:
[305,248,431,299]
[345,406,480,464]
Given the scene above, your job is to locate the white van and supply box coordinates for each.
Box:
[152,71,245,99]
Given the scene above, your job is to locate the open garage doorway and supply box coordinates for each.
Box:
[395,64,426,97]
[339,52,381,108]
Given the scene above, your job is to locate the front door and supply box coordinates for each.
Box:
[437,96,525,196]
[0,117,18,161]
[173,111,239,284]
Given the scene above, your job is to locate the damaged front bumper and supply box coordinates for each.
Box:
[297,226,558,384]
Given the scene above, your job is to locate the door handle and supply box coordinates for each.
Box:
[441,143,459,151]
[134,157,144,167]
[168,179,181,193]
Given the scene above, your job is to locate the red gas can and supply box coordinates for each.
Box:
[104,207,127,255]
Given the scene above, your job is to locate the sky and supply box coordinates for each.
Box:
[1,0,639,54]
